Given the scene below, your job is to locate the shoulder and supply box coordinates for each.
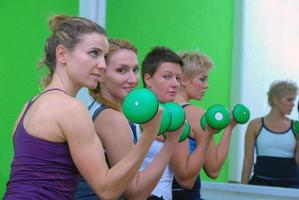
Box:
[94,107,128,124]
[183,104,205,118]
[246,117,263,136]
[248,118,262,128]
[93,108,131,135]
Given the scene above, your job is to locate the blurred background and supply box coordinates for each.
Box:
[1,0,298,197]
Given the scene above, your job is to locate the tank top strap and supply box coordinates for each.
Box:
[16,88,67,132]
[181,103,191,108]
[31,88,67,104]
[261,117,265,126]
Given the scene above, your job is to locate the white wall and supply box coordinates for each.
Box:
[229,0,299,182]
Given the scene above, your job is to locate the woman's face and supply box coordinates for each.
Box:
[274,93,296,115]
[64,32,108,90]
[144,62,182,103]
[182,69,209,101]
[101,49,138,104]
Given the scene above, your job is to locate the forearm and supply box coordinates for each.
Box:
[241,162,253,184]
[209,127,233,171]
[296,138,299,165]
[124,140,176,199]
[173,134,212,188]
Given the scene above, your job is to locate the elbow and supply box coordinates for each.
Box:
[96,186,123,200]
[179,181,194,190]
[175,177,195,190]
[206,171,219,179]
[98,192,121,200]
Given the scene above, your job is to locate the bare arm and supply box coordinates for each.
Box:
[295,135,299,165]
[96,108,181,200]
[61,100,161,200]
[241,119,259,184]
[170,106,214,189]
[203,119,237,179]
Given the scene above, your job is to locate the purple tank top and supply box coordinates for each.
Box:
[4,89,80,199]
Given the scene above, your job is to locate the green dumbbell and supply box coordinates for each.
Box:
[162,119,191,142]
[232,104,250,124]
[122,88,159,124]
[158,104,172,135]
[178,120,191,142]
[200,104,230,131]
[163,102,186,131]
[293,120,299,135]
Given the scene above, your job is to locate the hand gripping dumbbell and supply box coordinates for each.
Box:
[200,104,231,132]
[122,88,160,124]
[122,88,189,141]
[161,102,190,142]
[200,104,250,132]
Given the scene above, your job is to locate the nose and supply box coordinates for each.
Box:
[203,81,208,89]
[170,77,180,88]
[127,71,138,84]
[96,56,107,70]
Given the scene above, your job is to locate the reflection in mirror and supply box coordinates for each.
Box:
[229,0,299,190]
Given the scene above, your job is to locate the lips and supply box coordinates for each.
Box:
[123,86,136,92]
[91,73,101,81]
[168,91,177,96]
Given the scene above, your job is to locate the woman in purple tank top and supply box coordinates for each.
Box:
[4,15,162,200]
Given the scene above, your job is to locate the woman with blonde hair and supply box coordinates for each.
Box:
[241,80,299,188]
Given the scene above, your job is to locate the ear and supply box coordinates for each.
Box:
[180,75,189,87]
[272,96,280,105]
[56,44,68,64]
[143,73,152,88]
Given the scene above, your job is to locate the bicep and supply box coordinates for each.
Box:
[244,122,257,159]
[94,111,135,166]
[170,139,191,176]
[61,104,108,188]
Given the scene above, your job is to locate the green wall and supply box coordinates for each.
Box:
[0,0,78,197]
[106,0,234,182]
[0,1,234,196]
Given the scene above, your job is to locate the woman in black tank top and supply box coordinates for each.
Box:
[75,39,181,200]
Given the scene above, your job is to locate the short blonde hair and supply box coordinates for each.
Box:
[179,51,213,78]
[267,80,298,107]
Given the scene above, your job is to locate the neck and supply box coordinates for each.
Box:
[175,88,189,104]
[266,108,288,122]
[100,87,122,107]
[49,73,79,97]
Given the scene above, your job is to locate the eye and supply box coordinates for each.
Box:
[176,76,182,81]
[200,77,207,82]
[163,75,171,80]
[117,67,128,74]
[133,66,139,74]
[89,50,99,58]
